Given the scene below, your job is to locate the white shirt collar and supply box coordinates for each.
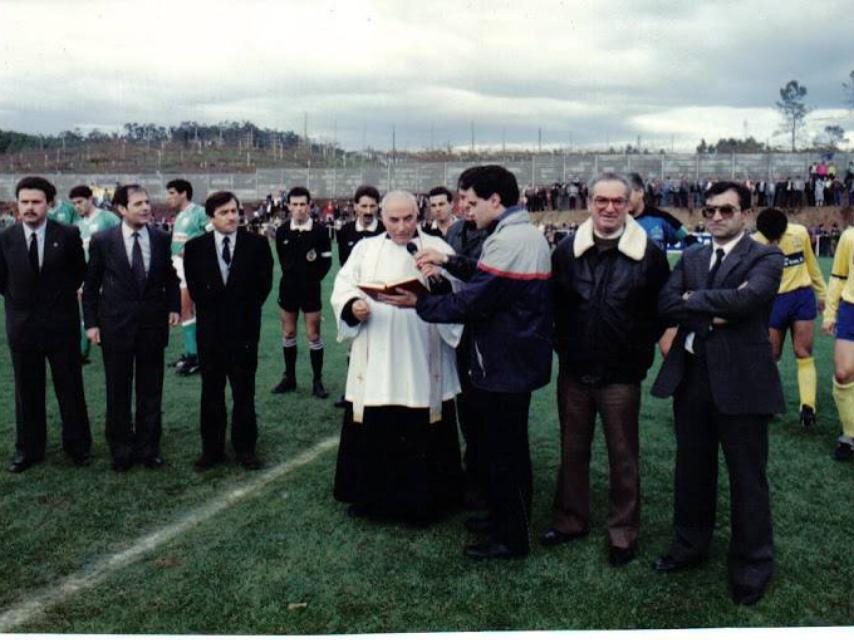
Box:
[23,218,47,237]
[290,217,313,232]
[712,231,744,257]
[214,229,237,245]
[122,221,148,239]
[355,217,378,233]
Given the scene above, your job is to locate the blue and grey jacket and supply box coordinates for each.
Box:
[416,206,553,393]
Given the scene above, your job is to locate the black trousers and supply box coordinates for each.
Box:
[198,342,258,458]
[670,354,774,591]
[473,388,532,554]
[455,331,485,495]
[102,340,165,462]
[10,345,91,461]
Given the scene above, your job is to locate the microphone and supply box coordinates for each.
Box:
[406,241,441,288]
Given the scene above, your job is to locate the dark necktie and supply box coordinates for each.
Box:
[131,231,146,290]
[706,248,725,288]
[28,232,39,274]
[222,236,232,266]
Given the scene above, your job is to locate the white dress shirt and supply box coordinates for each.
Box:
[22,219,47,268]
[685,232,745,353]
[121,222,150,273]
[214,229,237,284]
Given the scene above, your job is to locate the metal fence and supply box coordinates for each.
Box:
[1,152,849,201]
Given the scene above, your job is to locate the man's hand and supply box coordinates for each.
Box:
[352,299,371,321]
[419,263,443,280]
[682,290,694,301]
[87,327,101,345]
[822,319,836,336]
[415,248,448,269]
[377,288,419,308]
[168,312,180,327]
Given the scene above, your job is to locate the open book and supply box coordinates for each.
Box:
[358,276,429,300]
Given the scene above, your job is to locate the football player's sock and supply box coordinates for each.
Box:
[796,356,816,410]
[832,377,854,439]
[182,319,197,357]
[283,336,298,380]
[80,322,91,358]
[309,339,324,381]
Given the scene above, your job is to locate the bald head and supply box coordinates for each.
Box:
[381,190,419,245]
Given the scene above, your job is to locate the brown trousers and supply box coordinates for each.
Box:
[551,374,641,549]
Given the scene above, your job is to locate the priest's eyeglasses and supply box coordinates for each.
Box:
[701,205,740,219]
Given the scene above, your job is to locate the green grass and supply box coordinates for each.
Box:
[0,251,852,632]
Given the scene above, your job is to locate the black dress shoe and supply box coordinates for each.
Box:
[653,553,706,573]
[71,452,93,467]
[541,528,586,547]
[8,458,35,473]
[334,395,348,409]
[143,455,165,469]
[238,453,262,470]
[112,458,133,472]
[194,454,225,472]
[731,582,767,606]
[347,503,371,518]
[312,379,329,399]
[464,515,495,534]
[271,376,296,394]
[608,544,637,567]
[463,542,527,560]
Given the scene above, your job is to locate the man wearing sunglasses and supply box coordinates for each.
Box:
[651,181,784,606]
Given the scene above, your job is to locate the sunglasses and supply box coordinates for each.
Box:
[592,196,628,209]
[701,205,740,219]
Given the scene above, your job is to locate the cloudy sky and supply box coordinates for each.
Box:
[2,0,852,152]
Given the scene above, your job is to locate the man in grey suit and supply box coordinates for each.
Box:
[651,181,784,606]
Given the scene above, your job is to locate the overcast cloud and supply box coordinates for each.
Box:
[1,0,851,151]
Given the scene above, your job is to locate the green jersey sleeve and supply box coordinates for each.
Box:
[48,201,81,226]
[171,204,210,256]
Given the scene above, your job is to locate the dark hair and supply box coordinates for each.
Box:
[461,165,519,208]
[204,190,239,217]
[705,181,752,211]
[166,179,193,200]
[15,176,56,203]
[354,184,380,203]
[756,208,788,241]
[457,166,477,191]
[69,185,93,199]
[628,172,645,191]
[428,186,453,202]
[113,184,146,209]
[287,186,311,203]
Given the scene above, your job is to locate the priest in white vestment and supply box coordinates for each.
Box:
[331,191,464,522]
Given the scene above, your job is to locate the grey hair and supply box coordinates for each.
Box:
[588,172,631,198]
[380,190,418,214]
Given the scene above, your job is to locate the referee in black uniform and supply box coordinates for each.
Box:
[273,187,332,398]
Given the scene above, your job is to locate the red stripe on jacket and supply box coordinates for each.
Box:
[477,261,551,281]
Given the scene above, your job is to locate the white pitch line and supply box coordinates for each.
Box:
[0,435,339,633]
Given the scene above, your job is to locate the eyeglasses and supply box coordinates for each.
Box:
[592,196,628,209]
[701,205,740,219]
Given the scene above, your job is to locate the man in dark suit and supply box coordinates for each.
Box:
[184,191,273,471]
[83,184,180,471]
[651,181,785,606]
[0,176,92,472]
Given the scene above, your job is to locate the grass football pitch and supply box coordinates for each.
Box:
[0,250,852,633]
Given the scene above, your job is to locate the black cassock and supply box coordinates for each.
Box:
[334,400,462,522]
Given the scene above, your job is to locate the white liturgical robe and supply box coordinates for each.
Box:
[331,232,463,423]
